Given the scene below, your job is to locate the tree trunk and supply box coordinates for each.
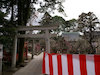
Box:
[18,38,25,64]
[17,0,25,64]
[17,0,31,64]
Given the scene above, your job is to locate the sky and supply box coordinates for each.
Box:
[28,0,100,25]
[5,0,100,22]
[61,0,100,20]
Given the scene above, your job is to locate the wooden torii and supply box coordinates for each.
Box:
[12,25,58,68]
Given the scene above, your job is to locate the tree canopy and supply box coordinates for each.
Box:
[77,12,100,32]
[0,0,66,64]
[77,12,100,53]
[0,0,65,43]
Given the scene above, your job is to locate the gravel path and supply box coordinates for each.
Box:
[13,53,43,75]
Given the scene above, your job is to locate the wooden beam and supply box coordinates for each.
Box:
[17,34,57,38]
[17,25,58,31]
[17,34,45,38]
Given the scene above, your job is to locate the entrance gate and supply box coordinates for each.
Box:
[12,25,58,68]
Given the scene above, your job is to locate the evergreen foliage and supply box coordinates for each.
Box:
[0,0,65,64]
[77,12,100,53]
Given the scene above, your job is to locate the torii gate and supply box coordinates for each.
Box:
[11,25,58,68]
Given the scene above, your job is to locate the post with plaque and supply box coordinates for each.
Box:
[0,44,3,75]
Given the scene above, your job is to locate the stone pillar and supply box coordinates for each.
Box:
[45,30,50,53]
[32,39,35,59]
[11,36,17,68]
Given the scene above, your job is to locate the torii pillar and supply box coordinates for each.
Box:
[32,39,35,59]
[45,29,50,53]
[11,36,17,68]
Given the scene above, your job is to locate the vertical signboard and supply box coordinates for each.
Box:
[0,44,3,75]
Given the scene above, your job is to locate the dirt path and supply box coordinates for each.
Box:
[13,53,43,75]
